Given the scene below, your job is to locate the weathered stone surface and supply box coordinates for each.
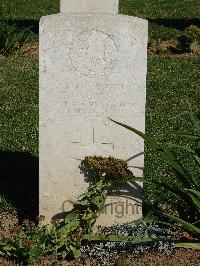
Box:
[40,13,148,225]
[60,0,119,13]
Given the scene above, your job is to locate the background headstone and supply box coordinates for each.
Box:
[61,0,119,13]
[40,0,148,226]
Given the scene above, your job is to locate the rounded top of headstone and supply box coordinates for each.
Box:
[60,0,119,14]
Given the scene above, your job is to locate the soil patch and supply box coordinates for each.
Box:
[148,38,200,58]
[18,43,39,59]
[116,249,200,266]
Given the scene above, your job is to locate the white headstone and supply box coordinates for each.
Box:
[40,0,148,226]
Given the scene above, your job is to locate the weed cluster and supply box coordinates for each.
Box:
[0,21,34,57]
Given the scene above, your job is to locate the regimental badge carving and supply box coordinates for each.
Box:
[69,30,118,78]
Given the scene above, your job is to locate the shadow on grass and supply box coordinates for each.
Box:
[0,19,39,34]
[0,151,39,221]
[149,18,200,31]
[1,18,200,38]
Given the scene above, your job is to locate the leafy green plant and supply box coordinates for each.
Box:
[0,21,30,56]
[163,188,200,236]
[0,156,147,264]
[4,219,53,264]
[110,104,200,244]
[50,156,136,258]
[177,25,200,53]
[0,236,15,257]
[189,40,199,52]
[156,39,167,54]
[157,46,167,54]
[1,216,80,263]
[148,39,168,55]
[185,25,200,42]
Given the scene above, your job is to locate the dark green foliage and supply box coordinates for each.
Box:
[0,21,33,57]
[177,35,194,53]
[11,220,51,264]
[0,58,38,155]
[149,23,184,41]
[184,25,200,52]
[0,57,199,216]
[119,0,200,19]
[160,106,200,238]
[0,157,150,264]
[146,57,200,209]
[185,25,200,42]
[0,58,38,214]
[0,237,15,257]
[0,0,199,20]
[0,0,199,262]
[0,0,59,20]
[0,219,46,263]
[0,0,199,44]
[176,25,200,53]
[0,195,13,213]
[111,103,200,238]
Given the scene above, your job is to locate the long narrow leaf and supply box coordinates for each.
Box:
[167,144,197,154]
[175,242,200,249]
[170,133,200,140]
[160,144,193,188]
[83,234,152,243]
[167,144,200,188]
[110,119,196,188]
[187,102,200,136]
[194,155,200,167]
[189,194,200,211]
[187,189,200,198]
[187,190,200,214]
[110,119,161,150]
[151,180,191,205]
[161,150,199,188]
[171,111,189,120]
[162,213,200,235]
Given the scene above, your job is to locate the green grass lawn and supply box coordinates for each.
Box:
[0,0,59,20]
[145,56,200,208]
[0,58,38,217]
[0,0,199,20]
[120,0,200,19]
[0,0,199,41]
[1,57,199,157]
[0,58,38,156]
[0,56,199,215]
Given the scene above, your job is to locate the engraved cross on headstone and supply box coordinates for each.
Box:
[61,0,119,14]
[71,128,115,150]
